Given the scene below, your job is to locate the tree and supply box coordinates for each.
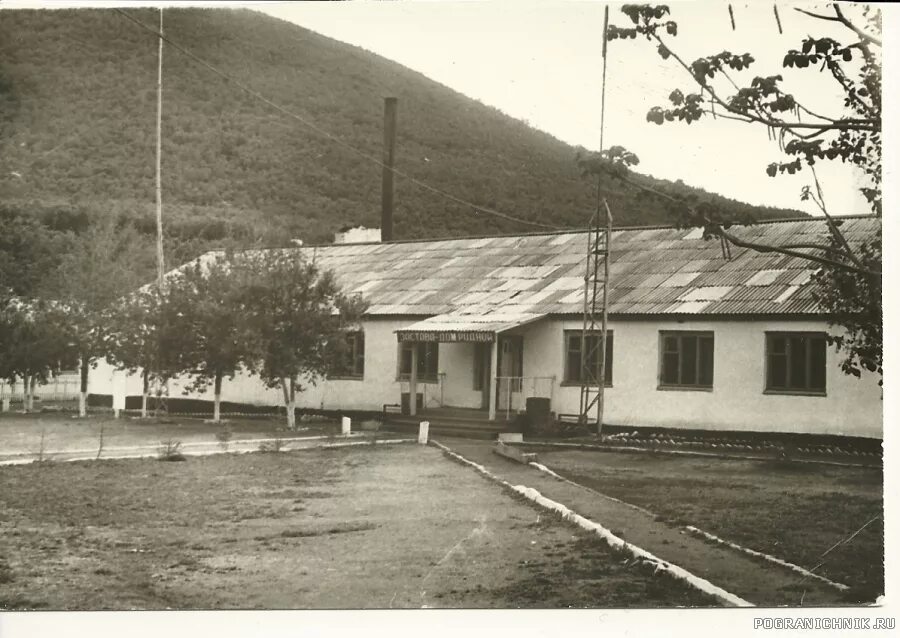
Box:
[105,286,184,418]
[39,217,153,416]
[240,251,367,429]
[0,296,76,412]
[586,3,882,381]
[164,253,258,423]
[0,206,74,298]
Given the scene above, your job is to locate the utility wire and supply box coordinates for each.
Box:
[113,8,562,232]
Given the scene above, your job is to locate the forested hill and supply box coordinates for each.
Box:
[0,8,799,250]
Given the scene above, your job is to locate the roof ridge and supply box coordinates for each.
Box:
[248,213,876,251]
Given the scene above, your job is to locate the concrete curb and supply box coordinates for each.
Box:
[516,440,881,469]
[0,433,370,460]
[683,526,850,592]
[0,435,416,466]
[528,461,657,517]
[430,440,753,608]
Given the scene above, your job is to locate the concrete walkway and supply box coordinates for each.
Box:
[434,437,850,607]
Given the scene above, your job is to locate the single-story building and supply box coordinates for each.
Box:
[90,215,882,438]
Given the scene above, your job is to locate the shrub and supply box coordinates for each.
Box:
[33,429,53,464]
[214,425,233,450]
[157,439,186,462]
[258,437,285,454]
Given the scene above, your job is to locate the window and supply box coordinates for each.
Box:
[398,342,439,382]
[333,331,365,379]
[659,331,714,389]
[766,332,826,394]
[563,330,613,386]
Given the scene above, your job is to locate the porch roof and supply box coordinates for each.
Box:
[396,310,547,342]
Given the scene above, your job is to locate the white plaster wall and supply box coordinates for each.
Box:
[89,318,449,412]
[516,318,882,438]
[88,316,883,437]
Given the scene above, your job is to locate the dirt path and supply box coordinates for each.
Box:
[0,444,715,609]
[435,437,850,607]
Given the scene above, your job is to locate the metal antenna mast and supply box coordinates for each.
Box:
[578,205,612,434]
[578,5,613,435]
[154,7,168,416]
[155,7,166,290]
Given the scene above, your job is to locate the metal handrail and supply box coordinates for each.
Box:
[495,375,557,420]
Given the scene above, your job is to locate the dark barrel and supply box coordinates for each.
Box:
[525,397,552,430]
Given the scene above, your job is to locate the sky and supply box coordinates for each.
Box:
[254,0,881,216]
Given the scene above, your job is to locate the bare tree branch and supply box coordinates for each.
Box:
[716,227,879,277]
[795,102,841,124]
[700,109,754,124]
[809,165,867,271]
[792,7,841,23]
[833,4,882,47]
[781,242,849,256]
[792,127,831,141]
[608,173,880,278]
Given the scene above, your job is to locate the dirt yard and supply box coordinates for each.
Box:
[0,412,338,459]
[529,447,884,602]
[0,444,716,610]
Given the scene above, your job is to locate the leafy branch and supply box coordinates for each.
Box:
[610,3,882,215]
[584,3,883,382]
[581,151,878,278]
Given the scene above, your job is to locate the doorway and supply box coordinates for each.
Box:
[496,335,523,412]
[473,342,491,410]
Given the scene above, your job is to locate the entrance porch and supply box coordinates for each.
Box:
[392,311,555,435]
[382,405,512,440]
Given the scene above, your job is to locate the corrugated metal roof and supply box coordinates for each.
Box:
[399,311,547,335]
[211,217,878,318]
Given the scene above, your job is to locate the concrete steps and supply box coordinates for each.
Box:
[382,412,520,441]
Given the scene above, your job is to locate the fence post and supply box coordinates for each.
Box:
[418,421,429,444]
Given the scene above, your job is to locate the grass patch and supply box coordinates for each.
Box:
[0,559,13,584]
[538,449,883,602]
[490,535,717,608]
